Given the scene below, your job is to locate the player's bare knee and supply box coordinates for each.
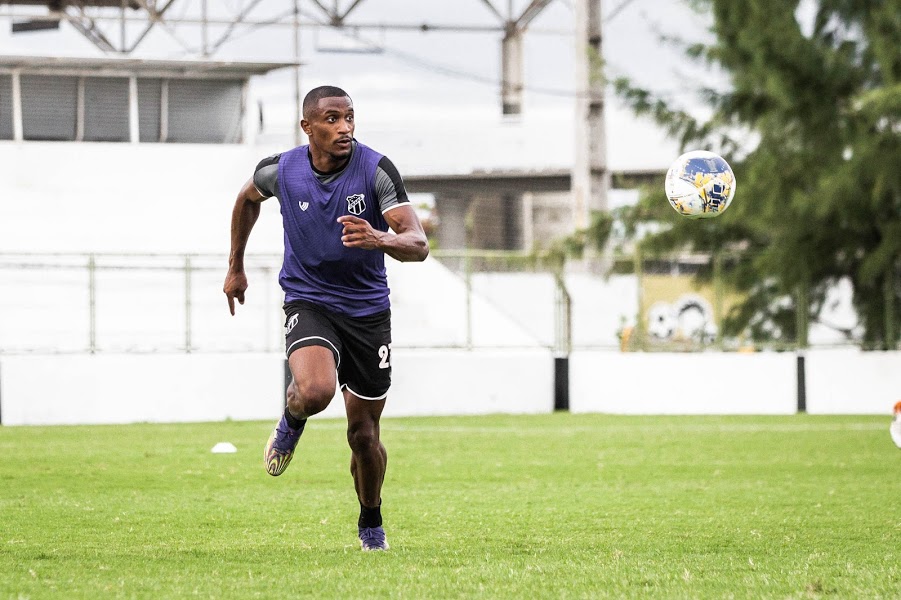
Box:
[294,378,334,414]
[346,423,379,454]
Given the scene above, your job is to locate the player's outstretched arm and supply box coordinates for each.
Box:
[224,178,266,315]
[337,205,429,262]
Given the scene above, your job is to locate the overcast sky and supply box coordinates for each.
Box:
[0,0,718,173]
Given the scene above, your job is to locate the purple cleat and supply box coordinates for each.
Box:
[263,414,303,476]
[359,526,389,551]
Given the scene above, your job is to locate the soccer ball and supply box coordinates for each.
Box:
[664,150,736,218]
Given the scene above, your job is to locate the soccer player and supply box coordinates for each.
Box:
[223,85,429,551]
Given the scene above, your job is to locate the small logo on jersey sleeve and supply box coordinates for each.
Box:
[299,201,309,211]
[346,194,366,215]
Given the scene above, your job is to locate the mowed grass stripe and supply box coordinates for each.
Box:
[1,413,899,599]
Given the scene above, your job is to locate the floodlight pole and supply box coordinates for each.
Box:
[200,0,208,56]
[496,0,554,116]
[501,22,523,115]
[120,0,126,52]
[293,0,303,146]
[572,0,608,230]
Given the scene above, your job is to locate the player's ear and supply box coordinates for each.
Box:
[300,119,311,135]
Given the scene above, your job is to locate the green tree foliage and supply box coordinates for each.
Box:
[615,0,900,348]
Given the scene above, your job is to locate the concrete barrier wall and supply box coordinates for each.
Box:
[569,351,798,415]
[0,354,285,426]
[804,349,901,414]
[0,349,554,426]
[1,350,897,425]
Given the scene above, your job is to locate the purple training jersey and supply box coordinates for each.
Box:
[275,141,393,317]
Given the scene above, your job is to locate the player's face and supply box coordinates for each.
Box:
[305,96,355,160]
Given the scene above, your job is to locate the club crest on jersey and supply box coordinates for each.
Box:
[346,193,365,215]
[298,201,309,211]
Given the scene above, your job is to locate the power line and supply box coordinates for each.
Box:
[372,37,698,101]
[154,0,698,101]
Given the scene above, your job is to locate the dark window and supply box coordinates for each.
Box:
[0,74,12,140]
[138,78,162,143]
[21,75,77,141]
[12,74,246,144]
[167,79,243,144]
[84,77,130,142]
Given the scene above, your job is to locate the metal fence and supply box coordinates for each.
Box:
[0,252,283,354]
[0,251,868,355]
[0,251,576,355]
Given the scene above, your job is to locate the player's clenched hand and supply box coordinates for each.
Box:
[223,270,248,315]
[338,215,383,250]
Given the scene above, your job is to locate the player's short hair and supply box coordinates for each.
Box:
[302,85,351,119]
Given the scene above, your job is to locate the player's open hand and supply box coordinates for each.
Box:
[223,270,248,315]
[338,215,383,250]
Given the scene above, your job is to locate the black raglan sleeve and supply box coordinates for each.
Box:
[252,154,281,198]
[374,155,411,214]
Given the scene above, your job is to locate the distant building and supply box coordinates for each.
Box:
[405,168,662,251]
[0,55,293,144]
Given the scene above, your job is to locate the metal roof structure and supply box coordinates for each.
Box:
[1,1,139,5]
[0,1,552,53]
[0,54,297,77]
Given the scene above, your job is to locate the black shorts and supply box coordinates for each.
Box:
[284,300,392,400]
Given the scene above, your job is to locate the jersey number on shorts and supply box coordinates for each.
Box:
[378,344,392,369]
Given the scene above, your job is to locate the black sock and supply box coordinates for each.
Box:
[284,406,307,431]
[358,502,382,529]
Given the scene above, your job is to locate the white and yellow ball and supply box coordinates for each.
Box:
[664,150,736,218]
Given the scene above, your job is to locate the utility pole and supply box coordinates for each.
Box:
[501,20,524,115]
[293,0,303,146]
[572,0,608,230]
[483,0,554,116]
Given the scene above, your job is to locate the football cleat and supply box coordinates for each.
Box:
[264,414,303,476]
[359,526,389,551]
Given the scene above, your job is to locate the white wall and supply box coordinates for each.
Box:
[0,354,285,426]
[0,349,554,426]
[471,272,639,349]
[2,349,897,425]
[316,349,555,420]
[805,349,901,414]
[569,351,798,415]
[388,260,545,349]
[0,142,284,255]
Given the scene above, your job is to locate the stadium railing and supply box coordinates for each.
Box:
[0,250,867,355]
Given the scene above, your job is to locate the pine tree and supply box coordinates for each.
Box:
[615,0,901,348]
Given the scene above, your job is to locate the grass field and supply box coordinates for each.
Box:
[1,413,899,599]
